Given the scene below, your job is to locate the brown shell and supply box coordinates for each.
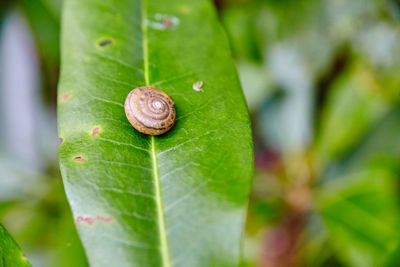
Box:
[124,87,176,135]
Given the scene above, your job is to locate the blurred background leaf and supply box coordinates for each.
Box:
[0,224,31,266]
[0,1,87,266]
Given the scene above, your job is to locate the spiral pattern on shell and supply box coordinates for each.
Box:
[124,87,176,135]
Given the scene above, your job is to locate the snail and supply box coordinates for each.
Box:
[124,87,176,135]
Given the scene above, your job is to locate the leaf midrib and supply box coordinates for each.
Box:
[140,1,171,266]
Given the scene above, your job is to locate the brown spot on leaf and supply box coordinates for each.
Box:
[73,156,86,162]
[60,93,71,101]
[75,215,114,226]
[98,38,114,47]
[92,127,100,136]
[97,216,114,223]
[75,216,95,225]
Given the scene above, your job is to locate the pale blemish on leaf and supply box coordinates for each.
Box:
[60,93,71,101]
[147,13,179,30]
[75,215,114,226]
[193,81,204,92]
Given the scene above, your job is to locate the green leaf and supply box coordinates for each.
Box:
[314,62,389,165]
[58,0,253,266]
[220,5,262,62]
[316,109,400,266]
[0,224,31,267]
[334,108,400,175]
[20,0,60,65]
[317,170,400,266]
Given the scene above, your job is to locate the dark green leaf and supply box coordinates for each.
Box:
[58,0,253,266]
[317,170,400,266]
[315,63,389,164]
[323,107,400,181]
[334,108,400,175]
[0,224,31,267]
[316,106,400,266]
[20,0,60,65]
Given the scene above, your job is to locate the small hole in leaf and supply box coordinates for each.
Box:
[98,39,114,47]
[73,156,86,162]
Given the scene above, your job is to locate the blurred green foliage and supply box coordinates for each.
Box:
[20,0,61,105]
[218,0,400,266]
[0,0,87,266]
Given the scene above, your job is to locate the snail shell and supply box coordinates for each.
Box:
[124,87,176,135]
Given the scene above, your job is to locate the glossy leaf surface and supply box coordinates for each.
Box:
[58,0,253,266]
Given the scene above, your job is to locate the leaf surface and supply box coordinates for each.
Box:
[0,224,31,267]
[58,0,253,266]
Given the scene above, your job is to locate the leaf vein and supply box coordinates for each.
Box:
[164,180,208,212]
[158,130,216,156]
[97,137,149,152]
